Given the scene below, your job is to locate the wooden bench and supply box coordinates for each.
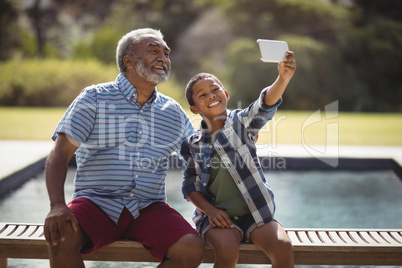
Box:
[1,222,401,267]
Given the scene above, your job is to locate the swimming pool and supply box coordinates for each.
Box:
[1,169,401,267]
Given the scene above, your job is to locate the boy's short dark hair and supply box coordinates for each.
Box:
[185,72,225,106]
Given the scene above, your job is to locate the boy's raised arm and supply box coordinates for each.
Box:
[264,51,296,106]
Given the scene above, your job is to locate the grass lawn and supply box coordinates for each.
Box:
[0,107,401,146]
[0,107,66,141]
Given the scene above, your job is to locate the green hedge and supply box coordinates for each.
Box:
[0,59,188,107]
[0,59,119,106]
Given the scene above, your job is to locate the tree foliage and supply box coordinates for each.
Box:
[0,0,401,111]
[0,0,20,60]
[208,0,402,111]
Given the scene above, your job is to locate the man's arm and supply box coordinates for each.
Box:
[264,51,296,106]
[44,133,79,246]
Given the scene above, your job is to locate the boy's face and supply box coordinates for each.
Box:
[190,78,229,120]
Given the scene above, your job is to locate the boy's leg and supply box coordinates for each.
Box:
[205,228,242,268]
[249,221,294,268]
[124,202,204,268]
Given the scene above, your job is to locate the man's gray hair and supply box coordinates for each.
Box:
[116,28,164,73]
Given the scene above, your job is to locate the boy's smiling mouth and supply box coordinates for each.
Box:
[207,101,220,108]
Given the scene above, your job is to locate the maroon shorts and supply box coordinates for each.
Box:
[67,198,199,261]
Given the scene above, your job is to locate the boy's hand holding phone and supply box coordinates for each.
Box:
[278,51,296,82]
[257,39,296,81]
[258,40,296,106]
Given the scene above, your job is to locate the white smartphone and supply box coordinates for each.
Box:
[257,39,289,63]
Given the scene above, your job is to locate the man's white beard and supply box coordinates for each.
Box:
[135,57,170,84]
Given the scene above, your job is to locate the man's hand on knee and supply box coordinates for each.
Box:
[44,203,79,246]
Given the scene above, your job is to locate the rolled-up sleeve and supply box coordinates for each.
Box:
[237,87,282,133]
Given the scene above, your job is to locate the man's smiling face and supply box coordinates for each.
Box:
[134,36,171,84]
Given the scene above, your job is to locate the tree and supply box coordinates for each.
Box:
[105,0,205,53]
[0,0,20,60]
[342,19,402,111]
[352,0,402,24]
[23,0,117,58]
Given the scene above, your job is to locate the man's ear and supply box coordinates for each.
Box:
[190,106,199,114]
[123,55,135,69]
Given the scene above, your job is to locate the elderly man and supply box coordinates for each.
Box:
[44,28,204,268]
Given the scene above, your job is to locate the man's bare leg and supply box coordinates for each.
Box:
[48,222,91,268]
[158,233,205,268]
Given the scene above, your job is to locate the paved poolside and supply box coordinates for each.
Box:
[0,140,54,180]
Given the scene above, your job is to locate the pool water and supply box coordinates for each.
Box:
[1,169,401,267]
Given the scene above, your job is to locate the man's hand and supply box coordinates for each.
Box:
[44,203,79,246]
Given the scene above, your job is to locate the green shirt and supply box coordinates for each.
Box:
[207,131,250,217]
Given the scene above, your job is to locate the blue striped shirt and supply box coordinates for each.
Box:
[53,74,194,223]
[181,88,282,228]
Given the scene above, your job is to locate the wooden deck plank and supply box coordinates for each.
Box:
[24,225,39,238]
[0,224,14,237]
[307,231,323,244]
[328,231,347,244]
[338,231,358,245]
[317,231,335,244]
[349,231,369,244]
[296,231,312,244]
[389,231,402,243]
[370,231,388,244]
[286,230,300,245]
[379,231,401,245]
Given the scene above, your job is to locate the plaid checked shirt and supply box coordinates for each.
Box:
[181,88,282,228]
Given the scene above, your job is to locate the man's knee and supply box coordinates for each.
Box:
[48,224,89,257]
[166,233,205,264]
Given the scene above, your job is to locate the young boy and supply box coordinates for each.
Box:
[181,52,296,268]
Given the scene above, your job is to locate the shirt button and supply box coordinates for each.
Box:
[209,145,213,148]
[130,193,134,197]
[207,164,210,167]
[135,175,138,178]
[203,183,207,186]
[139,131,142,134]
[140,109,143,113]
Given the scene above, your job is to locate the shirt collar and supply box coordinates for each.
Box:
[191,121,208,143]
[117,73,158,105]
[191,110,230,144]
